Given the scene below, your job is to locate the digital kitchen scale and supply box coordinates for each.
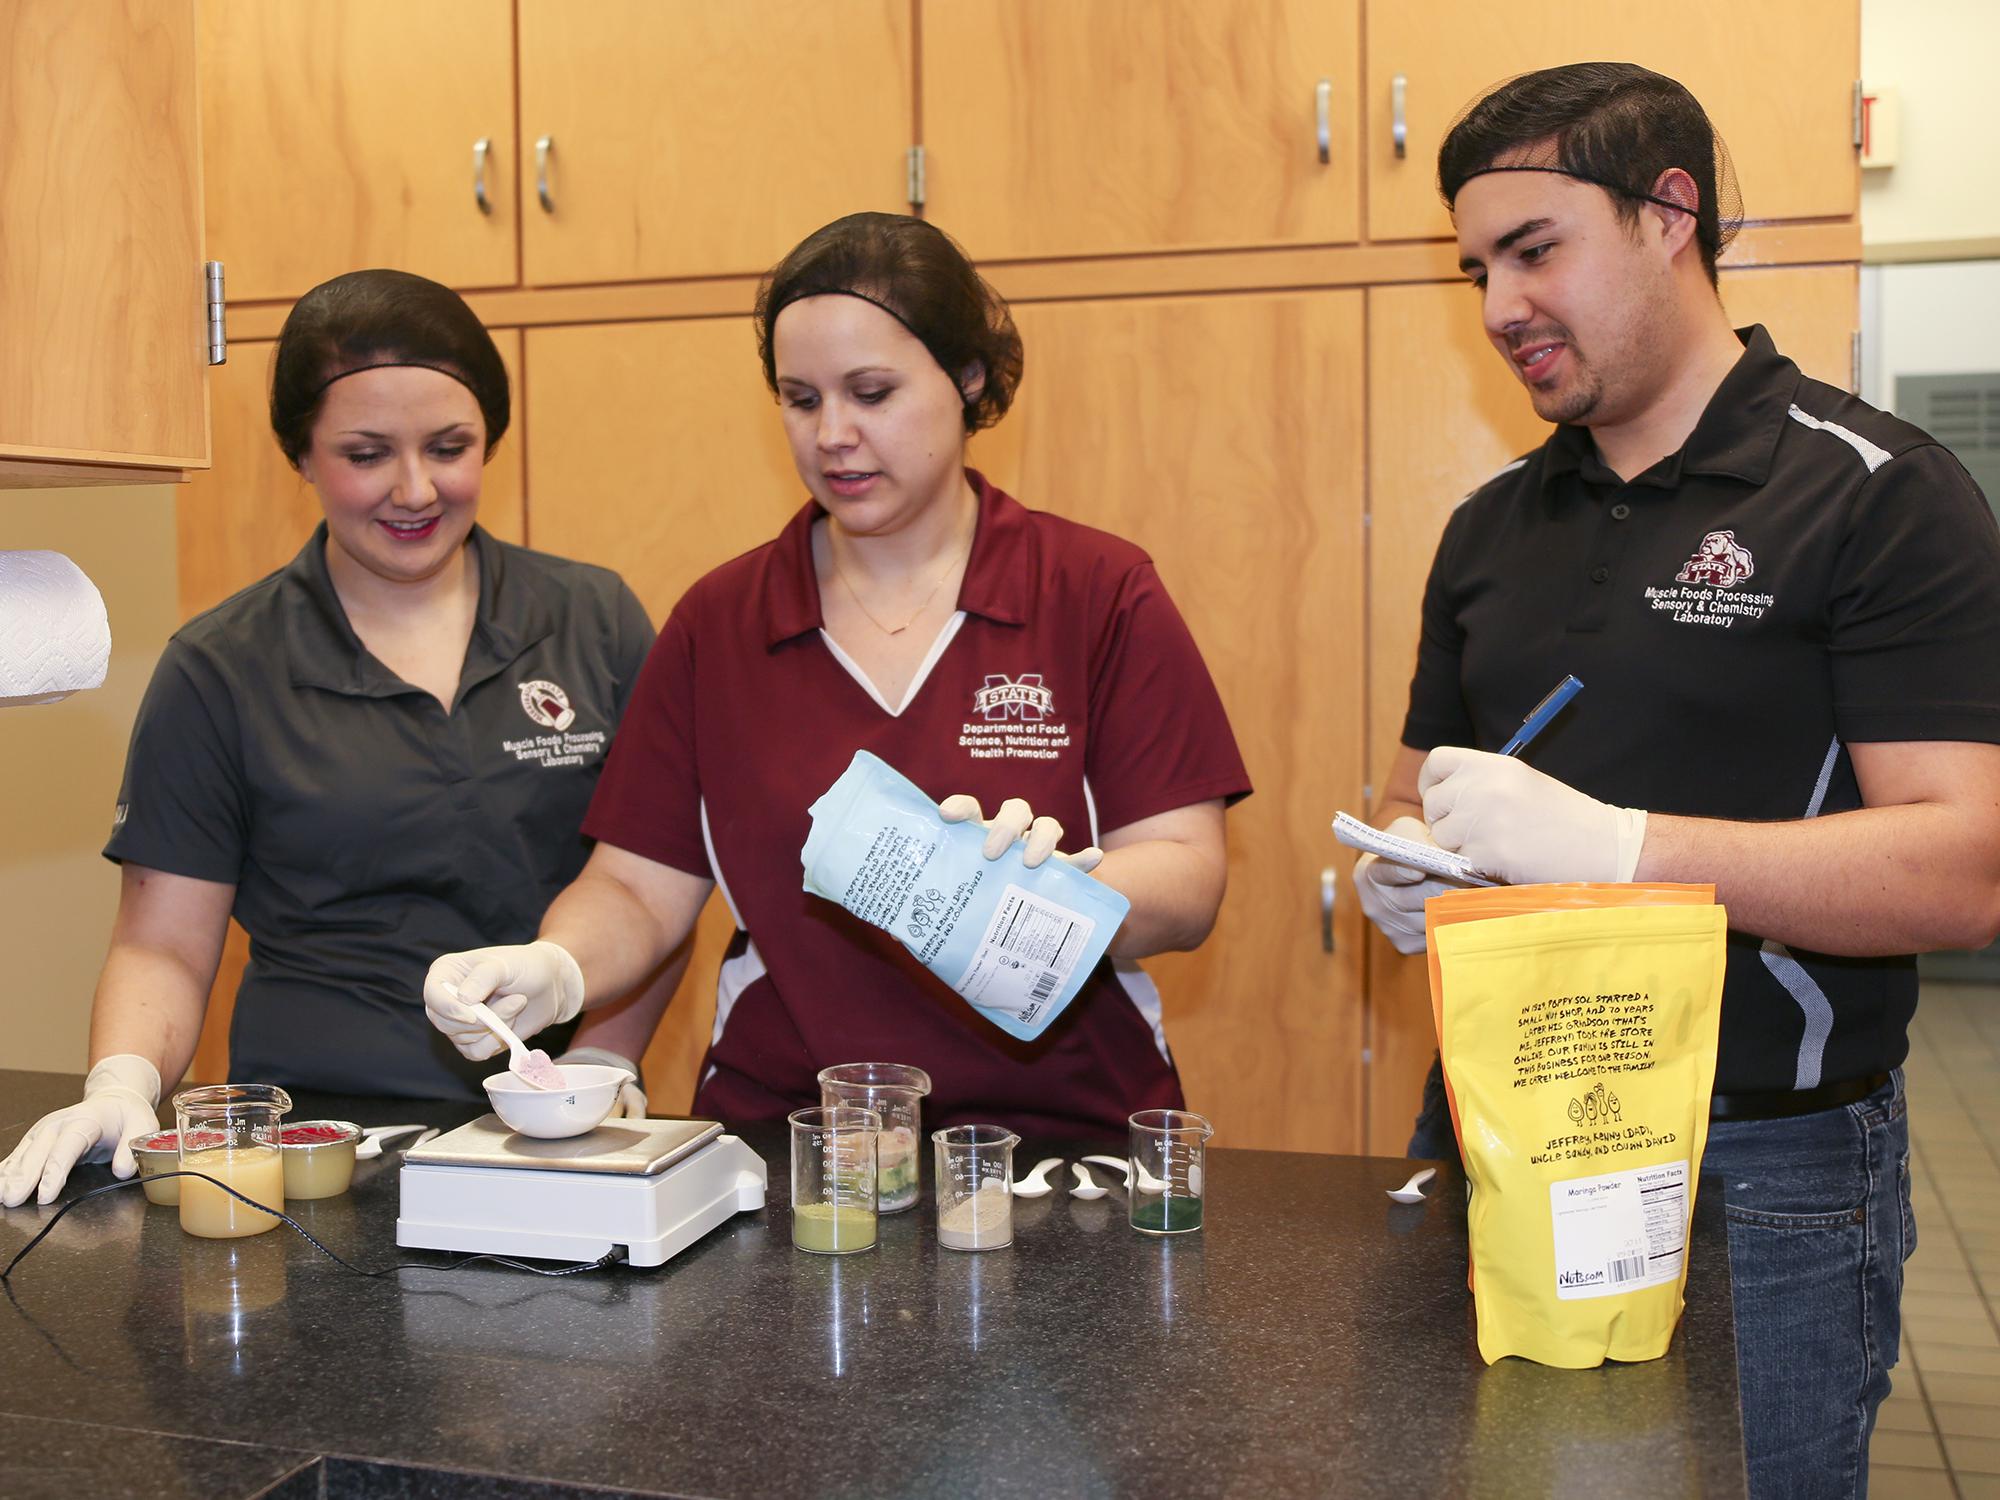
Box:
[396,1114,767,1268]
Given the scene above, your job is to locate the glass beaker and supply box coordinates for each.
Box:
[931,1124,1019,1251]
[817,1062,931,1214]
[1128,1108,1214,1236]
[174,1085,291,1239]
[789,1105,880,1255]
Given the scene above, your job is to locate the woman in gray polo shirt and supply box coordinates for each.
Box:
[1,271,665,1208]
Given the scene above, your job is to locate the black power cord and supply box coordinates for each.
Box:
[0,1171,622,1282]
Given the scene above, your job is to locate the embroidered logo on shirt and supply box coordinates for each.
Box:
[505,680,606,769]
[973,674,1055,721]
[1674,530,1756,589]
[517,679,577,731]
[960,673,1071,761]
[1645,530,1774,629]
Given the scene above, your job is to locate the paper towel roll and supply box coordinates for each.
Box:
[0,550,112,707]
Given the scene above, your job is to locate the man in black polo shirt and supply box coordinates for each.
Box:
[1355,62,2000,1500]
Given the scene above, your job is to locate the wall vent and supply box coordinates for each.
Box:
[1897,372,2000,507]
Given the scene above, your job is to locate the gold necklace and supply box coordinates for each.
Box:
[832,544,968,636]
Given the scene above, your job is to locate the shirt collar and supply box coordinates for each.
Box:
[763,468,1032,648]
[1540,325,1801,496]
[284,524,546,695]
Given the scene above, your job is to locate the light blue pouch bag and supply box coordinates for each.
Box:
[801,750,1131,1041]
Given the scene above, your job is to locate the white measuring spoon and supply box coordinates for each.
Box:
[1068,1163,1109,1199]
[1082,1153,1171,1193]
[354,1124,426,1160]
[1013,1157,1063,1198]
[1386,1166,1437,1204]
[470,1000,565,1090]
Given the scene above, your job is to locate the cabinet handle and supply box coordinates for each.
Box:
[473,138,492,215]
[535,135,556,213]
[1321,865,1337,954]
[1315,79,1332,164]
[1392,74,1408,159]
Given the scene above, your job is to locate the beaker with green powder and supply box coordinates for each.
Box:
[789,1105,880,1255]
[1128,1109,1214,1235]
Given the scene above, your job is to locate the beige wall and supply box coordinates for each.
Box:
[1862,0,2000,252]
[1,486,180,1074]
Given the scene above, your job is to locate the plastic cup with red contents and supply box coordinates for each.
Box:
[130,1129,184,1205]
[278,1121,363,1200]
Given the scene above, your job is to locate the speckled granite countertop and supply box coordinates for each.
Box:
[0,1069,1744,1498]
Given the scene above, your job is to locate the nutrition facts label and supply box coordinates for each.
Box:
[1548,1160,1690,1301]
[952,883,1096,1025]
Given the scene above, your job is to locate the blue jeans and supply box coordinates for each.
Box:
[1707,1072,1913,1500]
[1409,1060,1914,1499]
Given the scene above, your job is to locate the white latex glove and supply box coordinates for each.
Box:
[557,1047,647,1118]
[1354,817,1467,955]
[1419,747,1648,886]
[423,941,585,1061]
[1,1054,162,1208]
[939,794,1104,873]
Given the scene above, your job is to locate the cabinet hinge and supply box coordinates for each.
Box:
[205,261,227,366]
[1852,81,1864,149]
[1850,330,1862,394]
[906,145,927,211]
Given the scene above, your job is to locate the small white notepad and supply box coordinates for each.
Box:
[1332,812,1496,886]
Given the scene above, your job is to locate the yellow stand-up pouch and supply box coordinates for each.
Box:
[1436,903,1727,1368]
[1424,883,1714,1164]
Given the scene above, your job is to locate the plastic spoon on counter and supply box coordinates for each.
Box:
[1013,1158,1063,1198]
[1386,1166,1437,1204]
[1068,1163,1109,1199]
[469,999,565,1090]
[1081,1153,1170,1193]
[355,1124,426,1160]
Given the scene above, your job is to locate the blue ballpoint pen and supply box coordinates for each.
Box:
[1498,674,1584,757]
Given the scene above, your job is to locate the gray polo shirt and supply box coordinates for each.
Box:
[106,524,654,1100]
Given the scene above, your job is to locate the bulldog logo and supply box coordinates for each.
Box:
[517,679,577,731]
[1675,530,1755,589]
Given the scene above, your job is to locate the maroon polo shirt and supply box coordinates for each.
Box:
[584,471,1251,1141]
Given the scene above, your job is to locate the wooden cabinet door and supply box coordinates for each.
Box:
[0,0,207,470]
[198,0,517,303]
[523,318,806,1106]
[183,332,526,1084]
[517,2,913,286]
[1365,0,1858,241]
[923,0,1360,260]
[1362,266,1855,1152]
[972,292,1368,1154]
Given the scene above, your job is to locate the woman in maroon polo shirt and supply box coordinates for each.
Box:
[424,214,1251,1140]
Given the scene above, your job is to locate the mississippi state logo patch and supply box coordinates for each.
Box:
[1646,529,1774,630]
[960,672,1071,761]
[517,679,577,731]
[973,673,1055,722]
[1675,529,1755,589]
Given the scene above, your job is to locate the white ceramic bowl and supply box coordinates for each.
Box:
[482,1064,633,1139]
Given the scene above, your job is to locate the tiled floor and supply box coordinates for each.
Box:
[1870,982,2000,1500]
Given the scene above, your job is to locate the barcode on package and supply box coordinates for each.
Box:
[1607,1253,1648,1284]
[1549,1159,1690,1301]
[953,884,1098,1022]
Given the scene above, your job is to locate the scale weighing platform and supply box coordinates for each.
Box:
[397,1115,767,1268]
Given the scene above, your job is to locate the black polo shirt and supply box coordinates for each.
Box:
[1403,325,2000,1094]
[105,524,653,1100]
